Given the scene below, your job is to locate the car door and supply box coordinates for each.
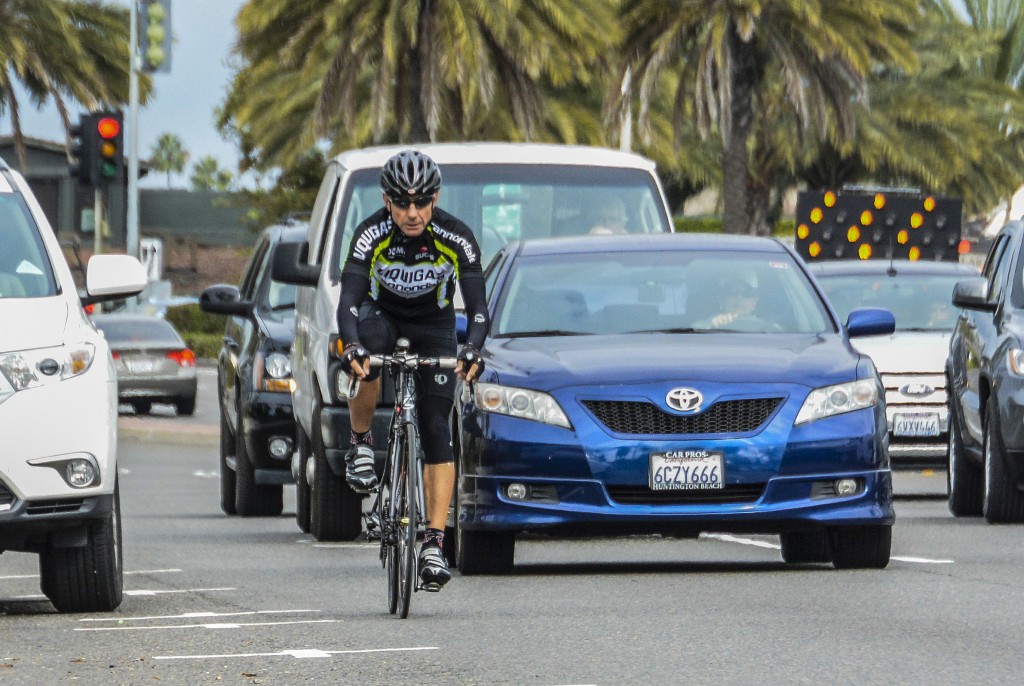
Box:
[224,237,269,432]
[957,231,1015,447]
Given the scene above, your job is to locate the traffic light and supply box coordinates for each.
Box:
[139,0,172,73]
[68,115,95,185]
[92,112,124,185]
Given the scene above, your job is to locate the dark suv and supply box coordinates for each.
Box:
[948,219,1024,522]
[201,223,305,517]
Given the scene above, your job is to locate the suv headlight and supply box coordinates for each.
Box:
[0,342,96,392]
[255,351,293,393]
[1007,349,1024,375]
[795,379,878,425]
[473,382,571,428]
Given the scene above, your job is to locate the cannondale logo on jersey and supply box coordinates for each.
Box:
[666,387,703,413]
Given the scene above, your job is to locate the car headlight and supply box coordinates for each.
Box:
[795,379,878,425]
[1007,349,1024,376]
[0,342,96,392]
[473,382,572,428]
[256,351,293,393]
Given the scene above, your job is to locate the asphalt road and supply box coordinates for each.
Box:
[0,431,1019,684]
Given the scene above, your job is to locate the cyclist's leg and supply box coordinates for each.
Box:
[345,301,397,493]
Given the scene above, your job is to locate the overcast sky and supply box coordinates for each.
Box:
[0,0,249,189]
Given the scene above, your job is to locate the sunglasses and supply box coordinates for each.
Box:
[389,195,434,210]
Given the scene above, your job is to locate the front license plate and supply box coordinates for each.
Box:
[649,450,724,491]
[893,412,940,437]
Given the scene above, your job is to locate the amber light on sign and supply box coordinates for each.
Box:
[910,212,924,228]
[874,194,886,209]
[808,242,822,257]
[797,224,810,239]
[860,210,873,225]
[909,246,921,261]
[923,197,936,211]
[897,229,909,244]
[858,244,872,259]
[847,226,860,242]
[810,208,823,224]
[824,191,836,207]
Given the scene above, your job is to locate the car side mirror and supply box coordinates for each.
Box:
[83,254,148,305]
[199,284,253,317]
[846,307,896,338]
[272,241,319,286]
[455,312,468,344]
[952,277,996,312]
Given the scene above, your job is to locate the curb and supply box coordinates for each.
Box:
[117,419,219,447]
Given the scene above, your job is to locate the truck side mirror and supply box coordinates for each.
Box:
[272,241,319,286]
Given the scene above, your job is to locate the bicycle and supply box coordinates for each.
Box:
[346,337,459,618]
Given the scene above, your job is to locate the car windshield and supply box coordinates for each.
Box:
[334,165,671,269]
[0,192,57,298]
[816,272,965,331]
[94,318,182,346]
[266,279,296,311]
[493,250,832,336]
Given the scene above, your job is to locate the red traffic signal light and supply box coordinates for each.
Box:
[92,112,123,184]
[96,117,120,140]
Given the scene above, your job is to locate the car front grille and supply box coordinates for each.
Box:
[583,398,783,435]
[606,483,766,505]
[0,481,16,511]
[25,499,85,515]
[882,373,947,410]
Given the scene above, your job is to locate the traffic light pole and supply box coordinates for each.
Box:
[94,187,104,256]
[127,0,140,265]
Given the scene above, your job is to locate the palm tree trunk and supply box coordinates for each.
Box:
[721,22,758,235]
[407,0,433,143]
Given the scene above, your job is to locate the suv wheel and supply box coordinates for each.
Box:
[39,479,123,612]
[218,398,237,515]
[235,400,284,517]
[948,402,982,517]
[294,421,312,533]
[982,410,1024,523]
[309,394,362,541]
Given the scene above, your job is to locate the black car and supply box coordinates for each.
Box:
[200,223,304,517]
[948,219,1024,522]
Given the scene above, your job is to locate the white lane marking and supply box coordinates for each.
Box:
[155,646,439,661]
[192,470,218,479]
[79,619,341,632]
[124,587,235,596]
[80,609,318,623]
[311,542,376,549]
[701,533,954,564]
[2,568,181,582]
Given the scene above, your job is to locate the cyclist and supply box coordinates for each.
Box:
[337,150,487,591]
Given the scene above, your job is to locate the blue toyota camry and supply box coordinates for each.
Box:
[450,233,896,574]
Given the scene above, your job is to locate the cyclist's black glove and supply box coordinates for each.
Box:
[457,344,485,381]
[341,342,369,376]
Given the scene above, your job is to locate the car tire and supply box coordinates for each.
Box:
[39,479,123,613]
[131,400,152,415]
[295,421,312,534]
[219,401,237,516]
[982,410,1024,523]
[176,397,196,416]
[948,402,982,517]
[454,481,514,575]
[779,531,831,563]
[235,404,284,517]
[829,525,891,569]
[308,394,362,541]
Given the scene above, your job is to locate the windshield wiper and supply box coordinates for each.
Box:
[627,327,710,334]
[270,303,296,311]
[502,329,588,337]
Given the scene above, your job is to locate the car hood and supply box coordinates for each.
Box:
[486,333,861,391]
[0,298,69,352]
[261,311,296,345]
[850,331,950,375]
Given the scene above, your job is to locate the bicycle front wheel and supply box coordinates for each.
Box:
[396,423,420,619]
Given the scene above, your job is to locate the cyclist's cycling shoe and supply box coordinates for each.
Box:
[344,444,377,493]
[418,543,451,591]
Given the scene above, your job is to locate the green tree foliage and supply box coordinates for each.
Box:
[0,0,149,171]
[149,132,189,189]
[613,0,919,234]
[190,155,235,192]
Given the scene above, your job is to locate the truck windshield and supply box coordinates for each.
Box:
[333,165,671,269]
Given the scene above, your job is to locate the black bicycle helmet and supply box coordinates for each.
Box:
[380,150,442,198]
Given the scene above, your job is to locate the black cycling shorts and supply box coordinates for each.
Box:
[355,300,457,400]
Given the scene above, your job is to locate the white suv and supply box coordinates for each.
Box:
[273,143,674,542]
[0,158,147,612]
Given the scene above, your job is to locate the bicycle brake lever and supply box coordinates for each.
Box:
[347,375,360,399]
[460,381,473,405]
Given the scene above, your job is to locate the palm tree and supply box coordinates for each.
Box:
[149,132,188,189]
[613,0,919,234]
[190,155,234,192]
[0,0,142,171]
[227,0,617,159]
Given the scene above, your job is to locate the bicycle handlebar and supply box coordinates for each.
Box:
[344,353,460,399]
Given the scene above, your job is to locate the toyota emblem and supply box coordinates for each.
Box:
[666,387,703,413]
